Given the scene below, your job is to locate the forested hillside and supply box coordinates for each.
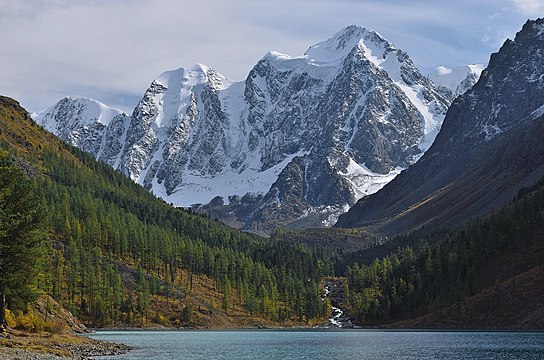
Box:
[4,93,542,330]
[344,177,544,328]
[0,96,335,327]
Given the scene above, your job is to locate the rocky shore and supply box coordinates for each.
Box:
[0,331,130,359]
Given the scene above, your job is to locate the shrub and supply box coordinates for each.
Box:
[14,311,45,332]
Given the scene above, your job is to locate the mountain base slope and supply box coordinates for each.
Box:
[390,265,544,329]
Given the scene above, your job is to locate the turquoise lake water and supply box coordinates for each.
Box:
[88,330,544,359]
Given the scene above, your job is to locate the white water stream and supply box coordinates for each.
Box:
[323,285,345,328]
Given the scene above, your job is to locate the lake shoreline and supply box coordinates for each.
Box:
[87,326,544,332]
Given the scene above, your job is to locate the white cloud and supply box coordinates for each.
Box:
[511,0,544,15]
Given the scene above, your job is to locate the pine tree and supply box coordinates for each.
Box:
[0,152,45,331]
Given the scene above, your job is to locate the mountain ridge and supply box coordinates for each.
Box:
[35,25,453,233]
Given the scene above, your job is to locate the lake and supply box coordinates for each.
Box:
[88,330,544,359]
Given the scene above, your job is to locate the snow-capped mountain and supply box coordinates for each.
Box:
[35,97,131,167]
[337,19,544,236]
[428,64,485,96]
[35,25,452,233]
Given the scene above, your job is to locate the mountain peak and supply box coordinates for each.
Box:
[262,51,294,62]
[155,63,226,88]
[304,25,391,64]
[336,18,544,236]
[154,64,233,93]
[312,25,368,52]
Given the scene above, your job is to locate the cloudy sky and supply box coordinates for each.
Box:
[1,0,542,113]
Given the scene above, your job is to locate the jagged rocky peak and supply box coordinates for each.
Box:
[135,63,232,128]
[434,18,544,152]
[428,64,486,96]
[336,18,544,236]
[119,63,235,184]
[306,25,452,152]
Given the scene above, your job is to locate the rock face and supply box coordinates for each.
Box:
[336,19,544,236]
[35,26,452,233]
[428,64,485,97]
